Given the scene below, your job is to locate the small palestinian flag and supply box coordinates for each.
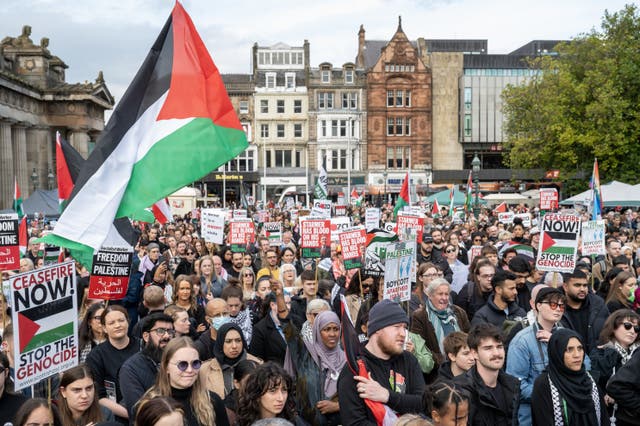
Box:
[152,198,173,224]
[431,199,441,218]
[393,172,410,219]
[42,2,247,257]
[56,131,75,212]
[13,177,23,219]
[18,216,27,256]
[540,231,577,255]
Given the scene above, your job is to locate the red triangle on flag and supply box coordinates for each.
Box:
[17,313,41,352]
[540,231,556,253]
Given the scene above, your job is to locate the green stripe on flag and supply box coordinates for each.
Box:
[543,246,575,255]
[24,322,74,353]
[36,234,93,269]
[117,118,247,218]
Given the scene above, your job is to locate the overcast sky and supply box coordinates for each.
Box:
[4,0,631,108]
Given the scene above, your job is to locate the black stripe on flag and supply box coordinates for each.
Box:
[68,14,174,202]
[545,231,577,241]
[20,296,73,322]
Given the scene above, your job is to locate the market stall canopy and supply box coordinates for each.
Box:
[23,189,60,219]
[560,181,640,207]
[482,193,534,206]
[426,188,487,206]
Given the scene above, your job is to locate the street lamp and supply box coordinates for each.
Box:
[472,153,481,218]
[425,163,432,207]
[31,168,38,192]
[47,168,55,190]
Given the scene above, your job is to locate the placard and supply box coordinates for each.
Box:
[498,212,515,224]
[201,208,225,244]
[264,222,283,247]
[365,208,381,231]
[300,219,331,258]
[338,226,367,270]
[536,213,581,273]
[330,217,352,243]
[581,220,606,256]
[539,188,559,210]
[396,213,424,243]
[515,213,532,228]
[383,242,414,302]
[365,230,399,277]
[311,200,332,218]
[228,219,255,252]
[10,261,78,390]
[335,205,347,216]
[0,213,19,270]
[88,247,133,300]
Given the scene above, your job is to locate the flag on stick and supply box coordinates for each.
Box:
[41,2,247,258]
[465,170,473,213]
[431,199,441,217]
[590,158,603,220]
[493,202,507,213]
[56,131,77,212]
[393,172,410,218]
[152,198,172,224]
[314,156,328,200]
[448,186,455,217]
[13,177,23,218]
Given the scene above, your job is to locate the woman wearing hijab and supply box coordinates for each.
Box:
[284,310,345,426]
[199,323,262,399]
[531,328,609,426]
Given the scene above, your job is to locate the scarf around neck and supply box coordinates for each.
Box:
[426,299,459,353]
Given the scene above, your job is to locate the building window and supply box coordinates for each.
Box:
[295,150,301,167]
[260,100,268,113]
[277,100,285,113]
[464,87,472,111]
[464,114,472,137]
[386,147,411,169]
[239,101,249,114]
[331,120,338,137]
[387,117,411,136]
[342,92,358,110]
[285,73,296,89]
[320,120,327,137]
[294,123,302,138]
[235,148,256,172]
[260,124,269,138]
[387,91,394,107]
[396,90,404,107]
[345,70,354,84]
[405,91,411,107]
[242,122,252,142]
[266,73,276,89]
[318,92,334,109]
[387,118,394,136]
[395,118,403,135]
[294,99,302,113]
[274,150,292,167]
[405,118,411,136]
[266,150,271,168]
[321,70,330,83]
[277,124,285,138]
[330,149,348,170]
[387,90,411,107]
[339,120,347,137]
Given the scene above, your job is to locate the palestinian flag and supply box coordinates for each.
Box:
[464,170,473,213]
[13,177,23,219]
[18,216,27,256]
[152,198,172,224]
[393,172,410,219]
[314,156,328,200]
[447,186,455,217]
[540,230,578,255]
[41,2,247,257]
[55,131,75,211]
[431,199,441,218]
[17,295,74,353]
[494,202,507,213]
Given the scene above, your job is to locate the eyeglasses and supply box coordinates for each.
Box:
[622,322,640,333]
[92,315,102,321]
[473,238,482,242]
[172,359,202,371]
[540,301,565,311]
[149,328,176,337]
[244,273,254,277]
[445,249,456,253]
[186,252,195,255]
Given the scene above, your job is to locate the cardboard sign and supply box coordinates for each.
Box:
[335,205,347,216]
[0,213,19,270]
[383,242,414,302]
[330,217,352,243]
[300,219,331,258]
[338,226,367,270]
[539,188,559,210]
[264,222,283,247]
[88,247,133,300]
[536,213,581,273]
[365,230,399,277]
[469,245,483,264]
[365,208,381,231]
[201,209,226,244]
[311,200,332,218]
[515,213,532,228]
[10,261,78,390]
[383,222,397,234]
[229,219,255,252]
[396,213,424,243]
[498,212,515,224]
[233,209,248,218]
[581,220,606,256]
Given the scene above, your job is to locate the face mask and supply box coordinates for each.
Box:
[211,315,231,330]
[628,292,636,303]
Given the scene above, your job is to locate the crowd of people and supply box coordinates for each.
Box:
[1,202,640,426]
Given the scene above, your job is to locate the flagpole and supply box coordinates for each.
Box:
[305,148,309,208]
[348,118,352,204]
[223,165,226,209]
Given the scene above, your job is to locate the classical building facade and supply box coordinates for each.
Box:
[0,26,113,208]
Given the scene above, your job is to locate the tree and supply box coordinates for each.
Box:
[502,4,640,191]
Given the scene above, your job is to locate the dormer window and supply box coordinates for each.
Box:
[321,70,330,83]
[345,70,354,84]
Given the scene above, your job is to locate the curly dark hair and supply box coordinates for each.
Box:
[237,362,297,426]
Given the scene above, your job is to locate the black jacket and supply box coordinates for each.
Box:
[455,281,492,320]
[454,366,520,426]
[337,346,425,426]
[195,330,216,361]
[560,293,609,353]
[471,296,527,328]
[606,348,640,425]
[248,313,287,365]
[118,351,159,421]
[289,295,309,330]
[416,251,453,283]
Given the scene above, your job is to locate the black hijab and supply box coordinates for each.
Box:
[213,322,247,366]
[547,328,599,425]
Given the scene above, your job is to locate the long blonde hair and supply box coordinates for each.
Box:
[140,337,215,425]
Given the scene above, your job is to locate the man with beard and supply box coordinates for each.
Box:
[471,270,526,328]
[508,256,533,313]
[430,228,445,260]
[417,235,453,283]
[455,323,520,425]
[119,313,175,420]
[338,299,425,425]
[560,269,609,352]
[226,251,244,279]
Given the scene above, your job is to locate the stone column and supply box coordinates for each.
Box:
[69,129,90,159]
[0,120,15,209]
[12,123,29,197]
[30,127,53,190]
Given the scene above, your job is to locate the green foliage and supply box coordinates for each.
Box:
[502,4,640,189]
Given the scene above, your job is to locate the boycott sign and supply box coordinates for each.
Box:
[365,208,381,231]
[300,219,331,258]
[383,242,414,302]
[264,222,282,247]
[536,213,581,273]
[201,209,226,244]
[229,220,255,252]
[10,261,78,390]
[0,213,19,270]
[339,227,366,270]
[581,220,606,256]
[397,213,424,243]
[88,247,133,300]
[540,188,559,210]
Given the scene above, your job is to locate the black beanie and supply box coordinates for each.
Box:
[367,299,408,337]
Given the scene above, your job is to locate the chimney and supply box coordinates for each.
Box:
[356,25,365,69]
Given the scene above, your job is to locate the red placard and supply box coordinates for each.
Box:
[539,188,559,210]
[88,248,133,300]
[229,220,255,252]
[396,213,424,243]
[0,214,20,270]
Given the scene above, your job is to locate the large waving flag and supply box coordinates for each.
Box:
[393,172,410,219]
[314,156,328,200]
[13,177,24,219]
[56,131,78,211]
[590,158,603,220]
[42,2,247,258]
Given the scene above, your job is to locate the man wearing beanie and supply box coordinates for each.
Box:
[338,299,425,425]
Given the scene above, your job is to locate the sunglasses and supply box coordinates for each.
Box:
[187,252,195,255]
[445,249,456,253]
[622,322,640,333]
[172,359,202,371]
[244,273,254,277]
[541,301,565,311]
